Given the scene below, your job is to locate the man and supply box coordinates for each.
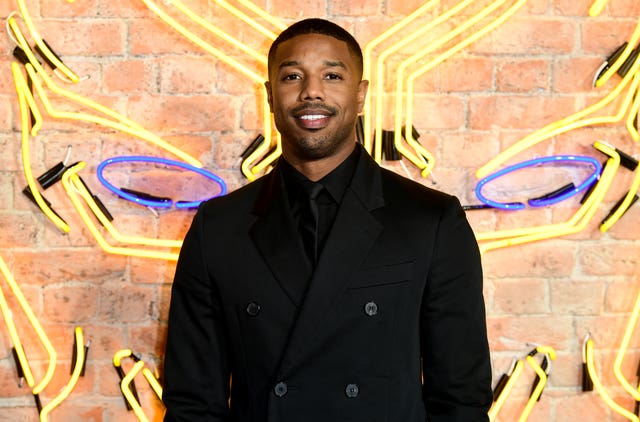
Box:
[163,18,492,421]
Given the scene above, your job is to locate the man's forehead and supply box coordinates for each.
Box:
[273,33,352,61]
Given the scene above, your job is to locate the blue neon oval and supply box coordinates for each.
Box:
[96,156,227,209]
[475,155,602,210]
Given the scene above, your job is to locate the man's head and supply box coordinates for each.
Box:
[267,18,364,81]
[265,19,368,175]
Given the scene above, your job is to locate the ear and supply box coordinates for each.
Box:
[356,79,369,114]
[264,81,274,112]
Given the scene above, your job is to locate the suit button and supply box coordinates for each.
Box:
[246,302,261,316]
[274,382,288,397]
[364,301,378,316]
[345,383,359,398]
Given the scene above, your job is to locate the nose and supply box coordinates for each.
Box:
[300,76,324,101]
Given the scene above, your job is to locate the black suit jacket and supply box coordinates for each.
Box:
[163,147,492,421]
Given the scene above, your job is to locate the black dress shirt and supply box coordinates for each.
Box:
[280,145,360,264]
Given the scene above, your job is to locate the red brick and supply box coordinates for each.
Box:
[104,59,157,94]
[128,18,205,56]
[550,280,605,315]
[40,0,99,18]
[11,250,127,286]
[99,284,156,323]
[472,19,577,55]
[552,57,603,93]
[329,0,381,17]
[99,0,152,18]
[126,94,238,133]
[580,242,640,276]
[412,94,465,129]
[470,95,577,131]
[130,257,178,285]
[554,392,609,422]
[129,324,166,358]
[43,284,99,323]
[582,20,639,55]
[492,278,549,314]
[552,0,591,16]
[482,240,575,277]
[268,0,325,19]
[159,56,216,94]
[486,315,573,351]
[497,59,550,93]
[0,213,39,248]
[610,0,640,16]
[38,20,126,56]
[575,315,629,348]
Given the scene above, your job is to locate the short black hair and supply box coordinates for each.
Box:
[267,18,364,79]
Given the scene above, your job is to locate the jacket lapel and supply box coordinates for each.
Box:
[276,149,386,377]
[249,162,313,307]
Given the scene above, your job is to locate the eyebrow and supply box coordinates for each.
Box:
[278,60,348,70]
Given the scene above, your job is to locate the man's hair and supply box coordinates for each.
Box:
[267,18,364,79]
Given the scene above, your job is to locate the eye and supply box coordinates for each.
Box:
[325,73,343,80]
[282,73,302,81]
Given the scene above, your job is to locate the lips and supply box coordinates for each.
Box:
[296,113,331,129]
[293,107,334,130]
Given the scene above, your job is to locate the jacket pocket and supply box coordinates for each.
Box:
[348,261,414,289]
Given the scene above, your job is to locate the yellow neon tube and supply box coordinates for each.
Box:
[594,20,640,87]
[379,0,476,168]
[140,0,273,179]
[8,18,202,168]
[488,359,524,421]
[167,0,267,64]
[15,0,80,82]
[68,169,182,248]
[13,63,71,233]
[600,160,640,232]
[612,287,640,401]
[39,327,85,422]
[121,361,150,422]
[0,255,56,396]
[213,0,282,40]
[478,141,619,253]
[589,0,608,17]
[402,0,527,174]
[142,368,163,400]
[235,0,286,32]
[61,163,180,261]
[519,355,549,422]
[625,80,640,142]
[361,0,440,154]
[585,338,640,422]
[477,45,640,179]
[113,349,134,368]
[395,0,523,175]
[0,282,35,388]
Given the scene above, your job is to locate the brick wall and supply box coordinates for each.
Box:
[1,0,639,420]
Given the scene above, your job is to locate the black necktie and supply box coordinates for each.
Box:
[300,182,324,267]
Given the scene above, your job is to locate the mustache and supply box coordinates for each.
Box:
[291,103,337,116]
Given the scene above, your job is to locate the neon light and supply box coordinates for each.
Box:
[478,141,620,254]
[114,349,164,421]
[0,255,56,396]
[39,327,85,422]
[612,286,640,401]
[8,18,202,168]
[488,360,524,421]
[476,41,640,179]
[61,162,180,261]
[96,156,227,209]
[15,0,80,82]
[601,161,640,232]
[475,156,602,210]
[585,338,640,421]
[12,61,69,233]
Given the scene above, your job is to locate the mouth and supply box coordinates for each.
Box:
[293,106,335,130]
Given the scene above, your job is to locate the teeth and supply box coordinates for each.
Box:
[299,115,326,121]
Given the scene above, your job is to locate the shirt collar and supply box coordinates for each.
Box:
[281,144,361,204]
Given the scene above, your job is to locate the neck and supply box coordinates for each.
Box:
[284,143,356,182]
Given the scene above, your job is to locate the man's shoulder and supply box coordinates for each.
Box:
[198,175,267,216]
[378,166,456,209]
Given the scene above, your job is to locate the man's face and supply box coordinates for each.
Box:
[265,33,368,162]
